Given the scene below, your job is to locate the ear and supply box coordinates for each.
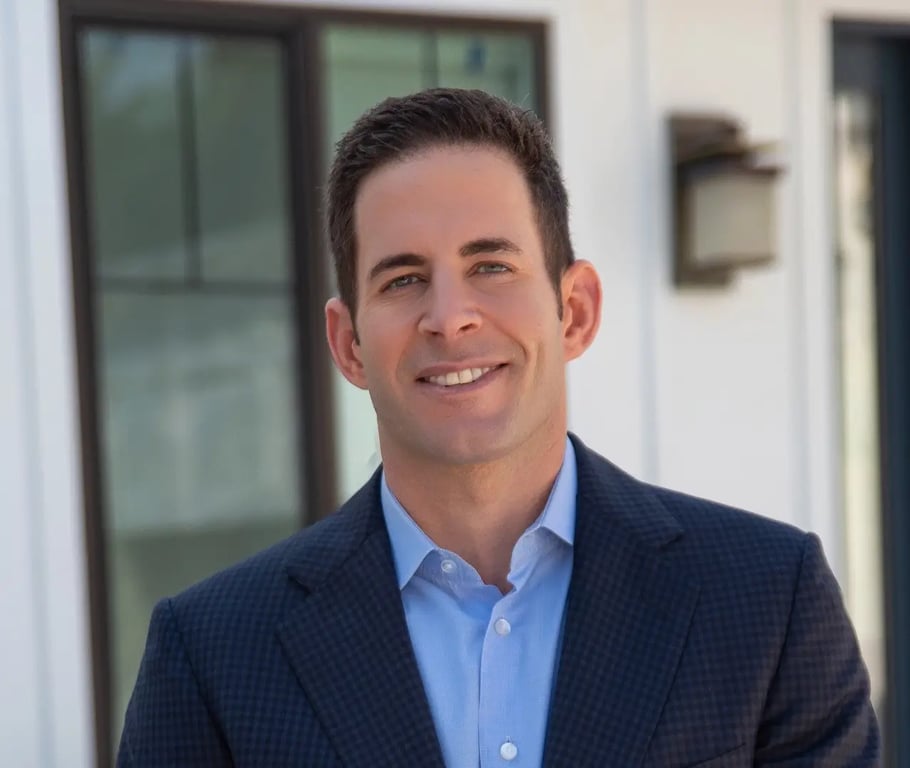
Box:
[325,297,369,390]
[560,260,602,362]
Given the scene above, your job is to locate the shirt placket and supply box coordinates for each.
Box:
[478,582,525,766]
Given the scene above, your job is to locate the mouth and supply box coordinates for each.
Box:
[418,364,505,389]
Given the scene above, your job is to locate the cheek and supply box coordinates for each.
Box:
[356,319,411,380]
[496,276,559,313]
[491,291,560,341]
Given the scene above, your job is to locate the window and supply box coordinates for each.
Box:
[80,28,302,751]
[59,3,546,764]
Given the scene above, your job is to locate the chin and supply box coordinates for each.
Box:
[419,427,516,467]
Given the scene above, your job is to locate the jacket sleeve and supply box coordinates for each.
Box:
[755,533,881,766]
[117,597,232,767]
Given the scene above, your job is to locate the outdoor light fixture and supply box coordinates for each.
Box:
[670,114,784,287]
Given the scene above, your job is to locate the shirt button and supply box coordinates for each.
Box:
[494,618,511,636]
[500,741,518,761]
[440,559,456,574]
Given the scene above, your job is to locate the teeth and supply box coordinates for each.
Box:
[426,366,494,387]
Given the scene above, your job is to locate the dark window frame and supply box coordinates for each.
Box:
[57,1,549,765]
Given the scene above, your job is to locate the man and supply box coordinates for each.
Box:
[118,89,879,766]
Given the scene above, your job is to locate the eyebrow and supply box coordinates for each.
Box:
[367,237,523,283]
[459,237,522,258]
[367,253,426,284]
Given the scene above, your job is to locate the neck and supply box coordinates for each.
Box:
[382,433,567,592]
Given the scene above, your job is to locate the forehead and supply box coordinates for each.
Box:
[352,145,539,274]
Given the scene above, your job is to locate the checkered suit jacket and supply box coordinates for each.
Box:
[118,435,879,767]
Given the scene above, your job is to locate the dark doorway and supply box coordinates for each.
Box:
[834,22,910,767]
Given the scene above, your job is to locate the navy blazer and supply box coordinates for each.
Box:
[118,435,879,767]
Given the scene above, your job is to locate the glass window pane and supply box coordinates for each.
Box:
[193,37,292,283]
[436,32,536,110]
[79,26,301,750]
[323,26,425,153]
[99,293,299,532]
[82,31,189,280]
[100,290,300,736]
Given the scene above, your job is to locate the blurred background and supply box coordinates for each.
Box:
[1,0,908,765]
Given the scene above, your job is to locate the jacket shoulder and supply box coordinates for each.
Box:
[571,433,815,586]
[165,471,382,634]
[651,482,809,556]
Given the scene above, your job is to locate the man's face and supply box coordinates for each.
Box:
[328,144,583,468]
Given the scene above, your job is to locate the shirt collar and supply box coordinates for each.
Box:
[381,437,577,591]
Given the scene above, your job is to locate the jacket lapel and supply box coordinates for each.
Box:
[543,439,700,767]
[276,477,445,768]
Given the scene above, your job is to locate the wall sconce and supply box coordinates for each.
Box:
[670,114,784,287]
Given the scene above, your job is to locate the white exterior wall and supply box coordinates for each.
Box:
[2,0,909,764]
[0,0,95,765]
[645,0,804,525]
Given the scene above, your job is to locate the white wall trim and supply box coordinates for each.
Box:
[11,0,95,764]
[799,0,844,574]
[630,0,660,482]
[782,0,814,538]
[0,0,47,763]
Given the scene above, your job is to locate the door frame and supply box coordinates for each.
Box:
[833,21,910,766]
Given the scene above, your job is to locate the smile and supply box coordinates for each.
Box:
[422,365,499,387]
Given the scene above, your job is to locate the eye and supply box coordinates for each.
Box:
[382,273,422,292]
[475,262,512,275]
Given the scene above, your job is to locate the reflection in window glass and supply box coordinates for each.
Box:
[322,23,539,501]
[193,38,291,283]
[80,27,300,749]
[84,32,188,280]
[324,27,425,154]
[833,91,886,722]
[436,33,536,107]
[99,293,298,532]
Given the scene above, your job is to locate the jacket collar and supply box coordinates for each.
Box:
[541,434,699,767]
[277,434,698,768]
[277,473,445,768]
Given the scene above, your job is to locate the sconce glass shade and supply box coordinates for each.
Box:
[670,113,783,287]
[687,169,777,269]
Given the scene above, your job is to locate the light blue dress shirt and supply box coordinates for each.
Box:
[380,438,577,768]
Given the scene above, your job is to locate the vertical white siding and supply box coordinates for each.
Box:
[644,0,806,526]
[0,0,47,762]
[555,0,655,479]
[0,0,95,765]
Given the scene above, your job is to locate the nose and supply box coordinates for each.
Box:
[417,276,481,339]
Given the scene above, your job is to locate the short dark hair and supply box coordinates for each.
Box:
[325,88,574,317]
